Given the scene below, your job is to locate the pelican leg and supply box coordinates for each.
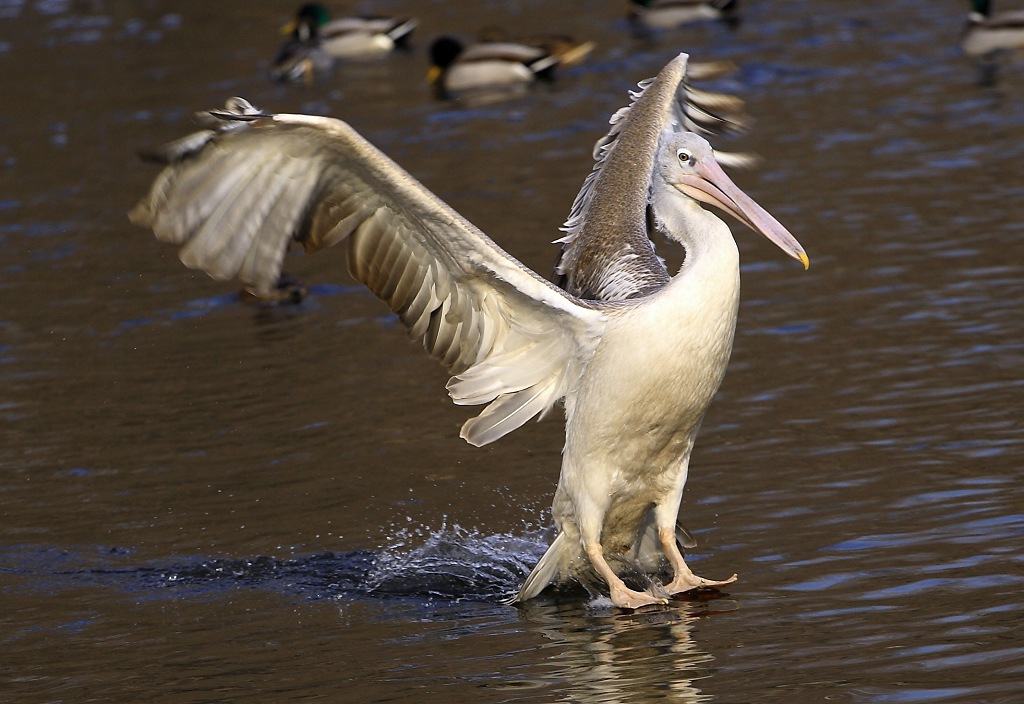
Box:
[585,542,668,609]
[658,526,737,594]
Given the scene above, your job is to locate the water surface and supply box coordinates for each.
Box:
[2,1,1022,702]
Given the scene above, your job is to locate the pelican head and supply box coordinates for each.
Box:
[659,131,809,269]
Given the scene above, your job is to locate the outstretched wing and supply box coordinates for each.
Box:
[554,52,752,301]
[130,102,606,447]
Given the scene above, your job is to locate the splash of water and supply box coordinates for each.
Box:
[363,520,550,602]
[3,516,558,604]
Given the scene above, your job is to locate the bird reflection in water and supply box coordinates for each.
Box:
[511,596,736,702]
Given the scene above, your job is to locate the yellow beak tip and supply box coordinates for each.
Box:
[798,252,810,270]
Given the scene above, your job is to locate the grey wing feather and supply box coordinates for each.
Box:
[130,108,607,447]
[554,52,751,302]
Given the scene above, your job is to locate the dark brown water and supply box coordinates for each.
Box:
[2,1,1023,702]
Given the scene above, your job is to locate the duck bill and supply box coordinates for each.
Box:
[280,19,298,35]
[679,158,809,269]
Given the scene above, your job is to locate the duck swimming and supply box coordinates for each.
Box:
[272,3,417,83]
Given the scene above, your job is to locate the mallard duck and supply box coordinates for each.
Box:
[428,35,586,100]
[130,55,808,609]
[272,3,418,83]
[475,27,597,68]
[961,0,1024,58]
[629,0,740,31]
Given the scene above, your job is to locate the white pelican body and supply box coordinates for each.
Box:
[517,118,760,604]
[130,54,807,609]
[544,238,740,602]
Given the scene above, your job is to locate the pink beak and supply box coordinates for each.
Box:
[679,157,809,269]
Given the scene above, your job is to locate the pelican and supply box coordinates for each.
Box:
[272,3,417,83]
[129,54,807,609]
[961,0,1024,58]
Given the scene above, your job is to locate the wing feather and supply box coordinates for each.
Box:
[179,155,283,278]
[555,52,752,302]
[239,165,319,286]
[459,376,563,447]
[131,107,609,444]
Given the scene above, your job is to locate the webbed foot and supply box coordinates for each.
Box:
[665,572,737,595]
[609,583,669,609]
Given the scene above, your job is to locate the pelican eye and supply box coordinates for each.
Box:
[676,148,695,166]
